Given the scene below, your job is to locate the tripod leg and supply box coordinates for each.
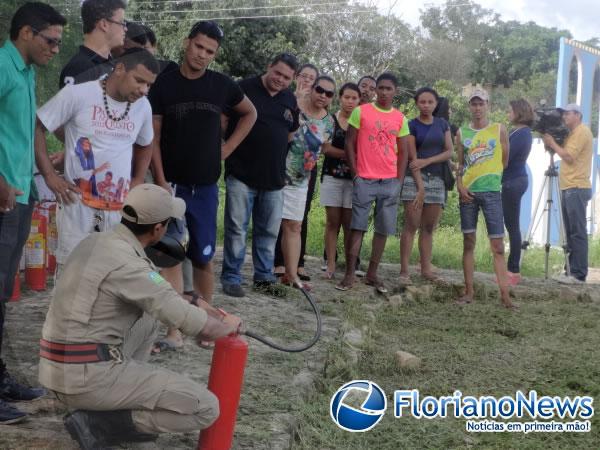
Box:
[553,179,571,277]
[522,175,548,250]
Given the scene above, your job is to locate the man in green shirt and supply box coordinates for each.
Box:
[0,2,66,424]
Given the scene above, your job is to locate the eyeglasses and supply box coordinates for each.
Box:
[314,85,334,98]
[31,27,62,48]
[106,18,128,30]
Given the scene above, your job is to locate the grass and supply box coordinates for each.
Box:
[290,289,600,449]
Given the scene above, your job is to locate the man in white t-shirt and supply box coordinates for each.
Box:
[35,48,158,270]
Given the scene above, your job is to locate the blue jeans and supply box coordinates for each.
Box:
[502,176,528,273]
[221,175,283,286]
[561,188,591,281]
[0,197,34,374]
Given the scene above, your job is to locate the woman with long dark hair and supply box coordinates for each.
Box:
[320,83,361,279]
[502,99,534,285]
[399,87,453,283]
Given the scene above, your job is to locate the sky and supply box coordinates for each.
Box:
[380,0,599,41]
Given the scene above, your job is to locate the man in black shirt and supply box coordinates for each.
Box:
[149,21,255,343]
[220,54,299,297]
[59,0,126,88]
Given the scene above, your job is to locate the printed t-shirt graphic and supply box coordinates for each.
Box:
[285,112,333,187]
[460,123,503,192]
[37,80,153,210]
[348,103,409,179]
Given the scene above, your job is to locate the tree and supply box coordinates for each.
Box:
[472,21,571,87]
[303,1,416,91]
[419,0,498,45]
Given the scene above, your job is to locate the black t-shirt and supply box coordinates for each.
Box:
[225,75,299,190]
[322,114,351,180]
[59,45,114,89]
[148,68,244,185]
[158,59,178,75]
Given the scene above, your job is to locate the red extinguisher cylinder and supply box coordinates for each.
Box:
[10,273,21,302]
[198,335,248,450]
[25,208,47,291]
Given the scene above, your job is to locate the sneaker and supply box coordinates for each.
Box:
[0,399,27,424]
[222,283,246,298]
[0,372,46,401]
[253,280,287,297]
[552,273,584,285]
[320,260,328,272]
[355,268,366,277]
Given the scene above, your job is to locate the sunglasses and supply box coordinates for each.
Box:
[314,85,334,98]
[31,27,62,48]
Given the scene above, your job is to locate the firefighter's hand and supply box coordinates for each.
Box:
[196,313,242,343]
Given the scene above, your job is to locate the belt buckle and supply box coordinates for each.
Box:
[108,345,123,364]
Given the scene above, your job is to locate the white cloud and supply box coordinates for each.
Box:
[376,0,599,41]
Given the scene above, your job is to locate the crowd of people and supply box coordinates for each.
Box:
[0,0,595,447]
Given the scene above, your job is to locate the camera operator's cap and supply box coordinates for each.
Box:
[121,184,186,225]
[468,88,489,102]
[557,103,581,114]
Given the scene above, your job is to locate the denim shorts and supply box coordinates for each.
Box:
[459,191,504,238]
[175,183,218,265]
[400,174,446,205]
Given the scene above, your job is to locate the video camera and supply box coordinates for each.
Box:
[532,108,570,149]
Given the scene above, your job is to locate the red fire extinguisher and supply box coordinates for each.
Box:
[25,206,47,291]
[46,202,57,274]
[198,335,248,450]
[10,273,21,301]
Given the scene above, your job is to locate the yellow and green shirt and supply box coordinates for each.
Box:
[460,123,503,192]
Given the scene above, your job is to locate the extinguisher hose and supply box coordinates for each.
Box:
[242,287,322,352]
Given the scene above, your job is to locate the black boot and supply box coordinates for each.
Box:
[64,410,157,450]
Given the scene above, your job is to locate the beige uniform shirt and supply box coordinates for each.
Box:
[559,123,593,190]
[39,223,207,394]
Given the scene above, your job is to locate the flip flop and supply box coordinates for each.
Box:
[335,279,353,291]
[198,340,215,350]
[399,274,413,285]
[280,275,312,291]
[365,278,388,294]
[151,338,183,355]
[297,272,311,281]
[454,296,473,305]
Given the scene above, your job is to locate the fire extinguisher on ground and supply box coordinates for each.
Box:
[25,205,47,291]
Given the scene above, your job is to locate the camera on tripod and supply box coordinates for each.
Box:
[532,108,570,150]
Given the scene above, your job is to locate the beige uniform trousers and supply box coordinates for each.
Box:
[54,314,219,434]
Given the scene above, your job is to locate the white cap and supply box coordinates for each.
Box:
[121,184,185,225]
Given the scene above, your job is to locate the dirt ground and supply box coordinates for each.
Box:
[1,250,599,450]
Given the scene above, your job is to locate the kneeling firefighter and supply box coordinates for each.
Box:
[38,184,242,449]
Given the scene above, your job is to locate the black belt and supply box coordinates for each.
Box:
[39,339,123,364]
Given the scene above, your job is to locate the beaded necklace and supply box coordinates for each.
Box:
[102,78,131,122]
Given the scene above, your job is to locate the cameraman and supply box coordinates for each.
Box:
[542,104,593,284]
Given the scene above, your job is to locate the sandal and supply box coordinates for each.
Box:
[198,340,215,350]
[454,296,473,305]
[297,271,311,281]
[151,338,183,355]
[281,275,312,291]
[365,278,388,294]
[323,271,335,280]
[399,274,413,285]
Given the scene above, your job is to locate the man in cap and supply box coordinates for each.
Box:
[38,183,241,449]
[543,104,593,284]
[456,88,515,309]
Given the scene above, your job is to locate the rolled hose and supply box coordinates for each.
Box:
[242,287,322,353]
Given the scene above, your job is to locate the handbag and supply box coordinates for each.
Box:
[441,161,455,191]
